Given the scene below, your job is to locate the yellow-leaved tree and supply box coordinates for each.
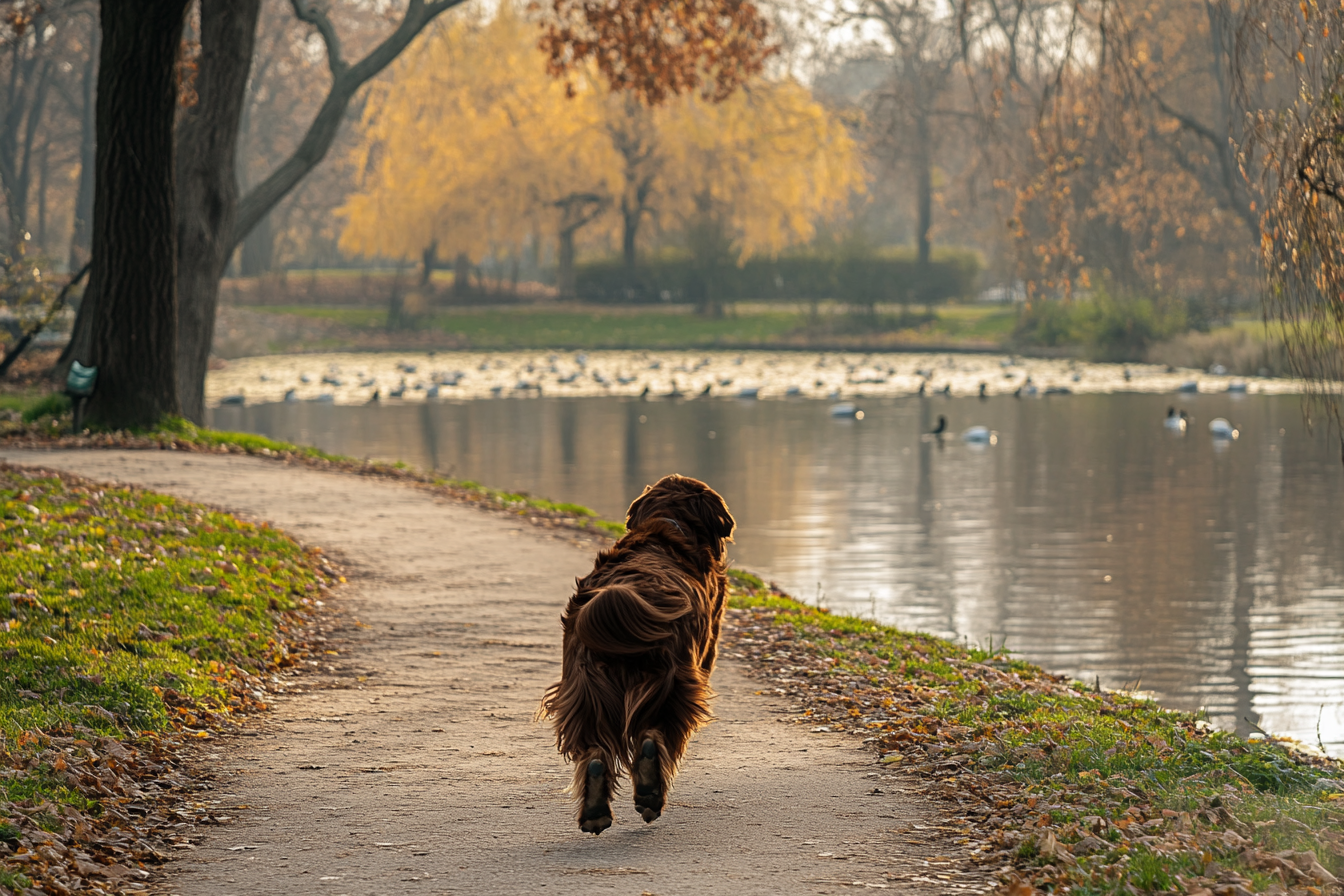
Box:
[339,3,862,303]
[339,4,620,297]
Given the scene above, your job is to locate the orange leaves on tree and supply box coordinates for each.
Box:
[537,0,775,105]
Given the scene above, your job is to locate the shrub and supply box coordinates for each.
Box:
[1147,326,1291,375]
[20,392,70,422]
[574,248,981,306]
[1013,288,1187,361]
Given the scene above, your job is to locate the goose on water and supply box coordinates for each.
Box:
[929,415,948,436]
[1209,417,1238,439]
[829,403,863,419]
[1164,407,1189,432]
[962,425,996,445]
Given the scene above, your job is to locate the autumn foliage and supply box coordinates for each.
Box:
[338,4,858,290]
[537,0,774,104]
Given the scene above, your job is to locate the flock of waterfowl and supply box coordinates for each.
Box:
[204,350,1270,452]
[208,349,1297,411]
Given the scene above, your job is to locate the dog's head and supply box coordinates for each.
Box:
[626,474,735,559]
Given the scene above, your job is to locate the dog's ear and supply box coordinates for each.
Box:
[690,487,735,557]
[625,483,657,529]
[693,489,735,540]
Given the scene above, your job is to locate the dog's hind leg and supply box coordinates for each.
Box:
[632,730,668,823]
[575,750,615,835]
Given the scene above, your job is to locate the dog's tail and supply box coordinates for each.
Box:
[571,584,689,656]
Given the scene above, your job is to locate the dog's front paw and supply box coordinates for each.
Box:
[632,738,665,823]
[579,758,613,835]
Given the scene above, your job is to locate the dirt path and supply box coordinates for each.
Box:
[2,449,982,896]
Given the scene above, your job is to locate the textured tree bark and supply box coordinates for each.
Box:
[175,0,262,422]
[69,20,99,269]
[83,0,190,429]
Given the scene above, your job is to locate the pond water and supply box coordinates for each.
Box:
[210,389,1344,753]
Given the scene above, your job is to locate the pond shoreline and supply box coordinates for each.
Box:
[3,432,1339,896]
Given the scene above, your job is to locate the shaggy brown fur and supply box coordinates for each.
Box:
[539,474,735,834]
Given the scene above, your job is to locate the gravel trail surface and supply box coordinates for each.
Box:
[2,449,981,895]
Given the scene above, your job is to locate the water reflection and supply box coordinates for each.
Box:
[211,393,1344,752]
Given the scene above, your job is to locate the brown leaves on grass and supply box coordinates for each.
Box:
[721,596,1344,896]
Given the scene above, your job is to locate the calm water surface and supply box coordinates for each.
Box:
[211,393,1344,752]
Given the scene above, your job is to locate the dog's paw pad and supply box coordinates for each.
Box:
[632,738,664,823]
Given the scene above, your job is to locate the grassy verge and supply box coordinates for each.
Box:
[0,463,333,894]
[0,414,628,540]
[246,303,1016,351]
[724,570,1343,896]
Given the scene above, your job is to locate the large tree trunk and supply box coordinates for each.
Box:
[69,19,99,270]
[557,228,577,299]
[621,203,639,273]
[0,59,53,255]
[82,0,190,429]
[36,143,49,250]
[420,241,437,287]
[913,105,932,269]
[452,251,471,298]
[175,0,262,423]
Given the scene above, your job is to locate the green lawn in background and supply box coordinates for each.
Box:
[249,303,1017,350]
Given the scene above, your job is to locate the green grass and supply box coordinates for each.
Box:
[246,303,1019,351]
[0,392,61,420]
[725,570,1344,894]
[0,465,327,806]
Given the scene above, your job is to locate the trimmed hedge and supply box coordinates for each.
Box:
[575,250,981,305]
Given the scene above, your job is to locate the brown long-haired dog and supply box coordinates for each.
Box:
[539,474,735,835]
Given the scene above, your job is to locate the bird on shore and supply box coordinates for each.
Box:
[368,389,380,404]
[390,379,406,399]
[917,380,927,397]
[979,382,988,399]
[284,388,297,402]
[639,385,650,399]
[699,384,712,397]
[940,384,952,397]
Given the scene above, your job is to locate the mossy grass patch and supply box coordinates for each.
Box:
[724,570,1343,895]
[0,463,334,892]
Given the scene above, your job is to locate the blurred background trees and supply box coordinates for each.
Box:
[2,0,1343,425]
